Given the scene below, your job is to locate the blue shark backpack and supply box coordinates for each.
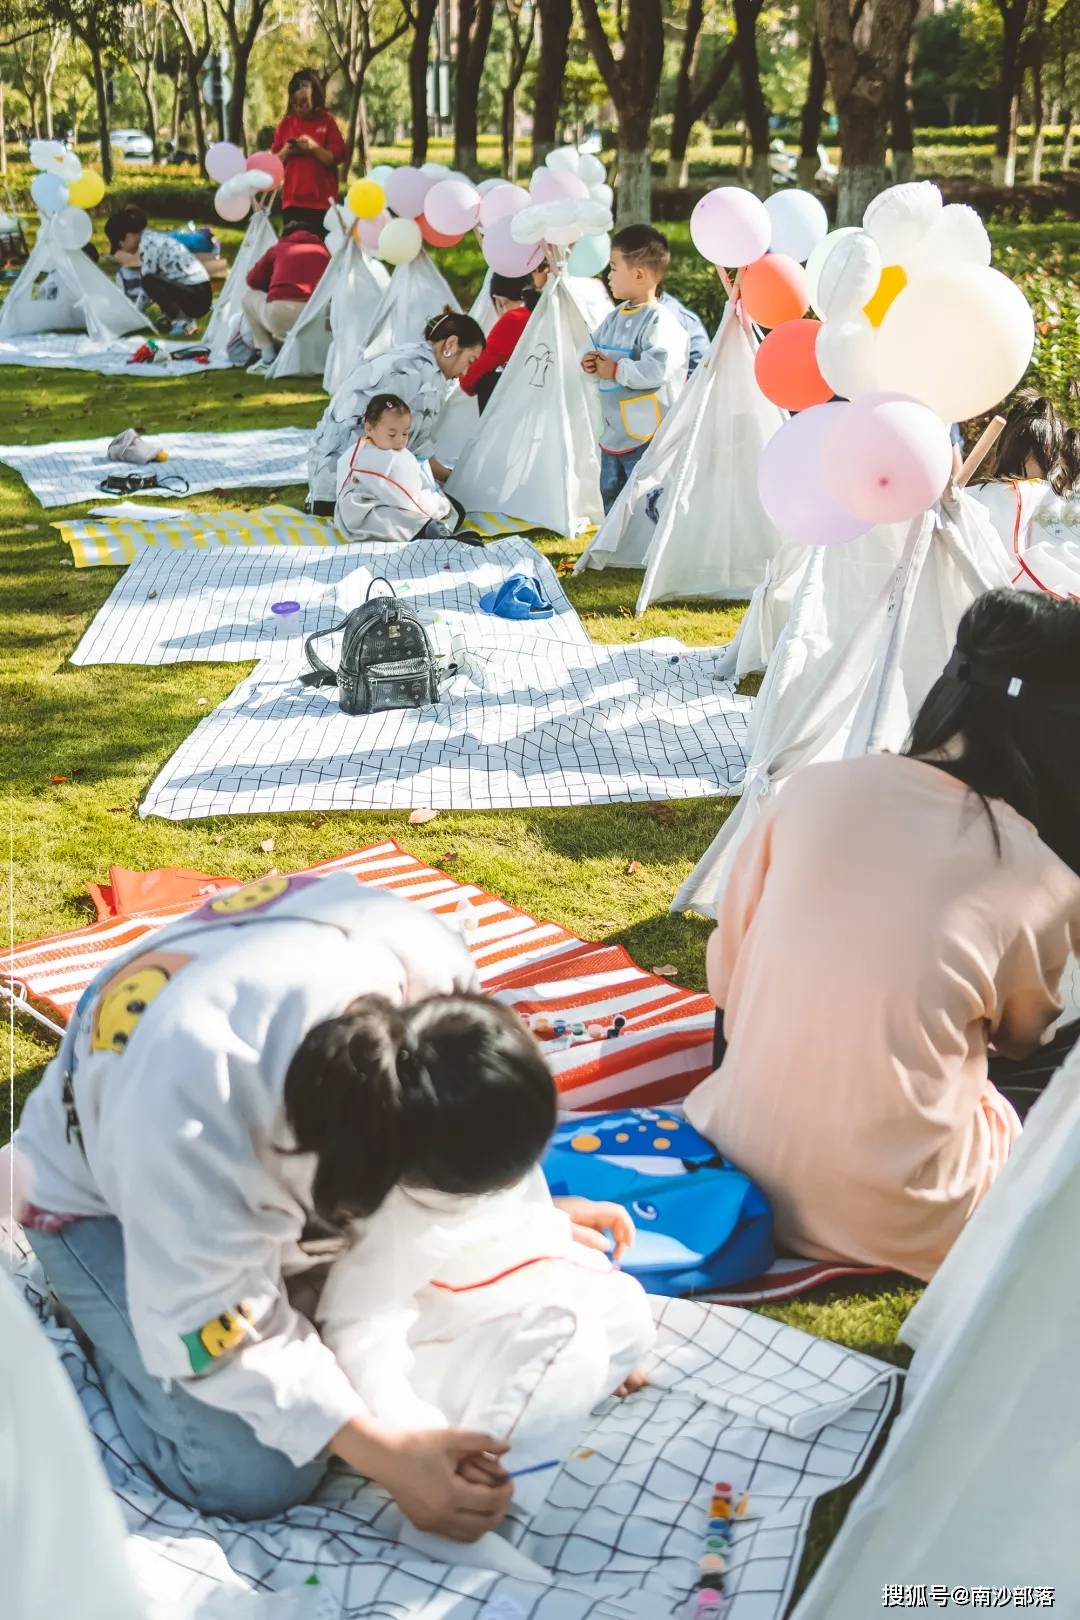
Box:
[543,1108,773,1296]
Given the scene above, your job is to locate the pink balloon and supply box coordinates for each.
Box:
[757,403,873,547]
[205,141,245,183]
[478,184,529,229]
[690,186,771,269]
[482,214,543,277]
[214,185,251,223]
[246,150,284,190]
[384,165,432,220]
[356,209,390,251]
[822,392,954,524]
[424,177,481,236]
[531,169,589,205]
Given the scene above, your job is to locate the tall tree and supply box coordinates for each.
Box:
[797,29,828,186]
[126,1,165,158]
[453,0,495,175]
[30,0,128,180]
[163,0,214,165]
[407,0,436,162]
[733,0,768,195]
[815,0,920,224]
[890,33,915,183]
[530,0,570,164]
[6,24,64,137]
[314,0,411,173]
[578,0,665,225]
[993,0,1032,184]
[214,0,270,147]
[499,0,536,180]
[667,0,737,188]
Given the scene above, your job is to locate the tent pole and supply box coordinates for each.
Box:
[957,414,1006,488]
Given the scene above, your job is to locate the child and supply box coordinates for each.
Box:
[459,271,533,412]
[105,205,211,336]
[970,391,1080,596]
[335,392,480,543]
[243,219,331,370]
[581,225,689,514]
[636,225,709,375]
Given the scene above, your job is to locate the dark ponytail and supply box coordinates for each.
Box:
[424,306,485,352]
[283,991,556,1227]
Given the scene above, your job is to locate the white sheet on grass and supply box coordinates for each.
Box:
[8,1227,895,1620]
[0,331,227,376]
[0,427,313,508]
[139,639,751,819]
[70,537,588,665]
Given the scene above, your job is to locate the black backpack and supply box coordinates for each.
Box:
[301,578,443,716]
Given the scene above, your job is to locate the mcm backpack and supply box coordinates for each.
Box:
[301,578,444,716]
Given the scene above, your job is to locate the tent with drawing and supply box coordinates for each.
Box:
[447,268,603,536]
[576,300,785,610]
[267,231,390,390]
[204,205,277,364]
[0,216,152,342]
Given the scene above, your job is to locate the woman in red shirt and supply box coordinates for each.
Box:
[460,273,535,412]
[273,70,347,236]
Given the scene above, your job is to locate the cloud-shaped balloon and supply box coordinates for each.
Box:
[510,197,613,248]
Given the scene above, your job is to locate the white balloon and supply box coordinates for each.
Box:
[30,172,68,215]
[577,152,607,186]
[875,265,1035,421]
[805,227,859,318]
[589,182,614,208]
[863,181,942,266]
[53,206,93,250]
[378,216,423,265]
[816,315,881,401]
[220,170,270,197]
[545,147,582,175]
[764,189,828,263]
[420,161,451,178]
[29,138,64,172]
[54,150,82,184]
[817,229,881,319]
[367,164,393,189]
[511,196,612,247]
[910,204,992,272]
[477,177,506,195]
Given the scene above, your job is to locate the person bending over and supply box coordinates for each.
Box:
[243,219,331,370]
[686,589,1080,1282]
[335,393,480,544]
[459,272,533,412]
[105,205,211,335]
[273,68,346,236]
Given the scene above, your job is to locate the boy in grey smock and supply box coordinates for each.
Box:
[581,225,689,514]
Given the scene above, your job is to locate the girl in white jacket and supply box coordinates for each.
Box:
[970,391,1080,597]
[335,392,479,544]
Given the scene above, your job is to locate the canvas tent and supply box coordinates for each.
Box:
[359,250,460,358]
[267,234,389,389]
[576,302,784,611]
[446,268,603,536]
[204,205,276,364]
[0,216,152,342]
[673,489,1015,916]
[791,1038,1080,1616]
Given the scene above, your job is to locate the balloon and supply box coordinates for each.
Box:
[219,170,270,197]
[378,216,423,265]
[764,189,828,263]
[479,183,529,228]
[52,150,82,184]
[512,197,610,247]
[346,177,386,219]
[53,206,93,250]
[356,209,390,252]
[384,165,431,219]
[757,403,872,547]
[823,392,954,523]
[482,213,543,276]
[754,319,833,411]
[29,138,64,172]
[531,168,589,204]
[910,204,992,272]
[545,147,581,174]
[424,177,481,235]
[477,177,506,195]
[816,315,882,401]
[68,169,105,210]
[205,141,246,183]
[816,229,880,319]
[420,161,451,179]
[367,164,394,190]
[589,181,614,208]
[690,186,771,269]
[30,172,68,215]
[805,228,858,318]
[214,184,250,222]
[578,152,607,187]
[863,263,908,327]
[863,181,942,264]
[417,214,464,248]
[875,265,1035,421]
[247,151,284,190]
[568,232,611,276]
[740,253,810,328]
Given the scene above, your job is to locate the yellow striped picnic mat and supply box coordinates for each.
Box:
[54,505,346,568]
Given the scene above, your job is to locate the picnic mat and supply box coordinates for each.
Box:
[70,538,588,666]
[0,427,312,508]
[138,638,750,818]
[58,503,344,567]
[0,331,230,377]
[9,1222,897,1620]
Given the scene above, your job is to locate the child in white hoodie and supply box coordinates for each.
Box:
[335,392,472,544]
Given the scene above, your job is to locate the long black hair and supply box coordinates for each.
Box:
[990,391,1079,496]
[283,991,557,1227]
[288,69,325,111]
[904,588,1080,873]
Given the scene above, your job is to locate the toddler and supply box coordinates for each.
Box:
[335,393,480,544]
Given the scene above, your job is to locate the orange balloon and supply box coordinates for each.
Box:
[753,319,833,411]
[740,252,810,328]
[417,214,464,248]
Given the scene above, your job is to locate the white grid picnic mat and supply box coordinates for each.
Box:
[139,641,750,819]
[0,331,230,376]
[9,1227,896,1620]
[58,504,344,567]
[0,427,312,508]
[70,539,588,666]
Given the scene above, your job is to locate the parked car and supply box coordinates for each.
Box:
[110,129,153,160]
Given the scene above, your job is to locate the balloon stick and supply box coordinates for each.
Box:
[957,414,1006,488]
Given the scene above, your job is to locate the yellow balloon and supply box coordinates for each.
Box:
[69,170,105,209]
[864,262,907,328]
[346,178,385,220]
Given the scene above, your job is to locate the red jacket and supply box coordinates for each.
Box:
[246,230,330,303]
[460,305,531,396]
[273,111,347,211]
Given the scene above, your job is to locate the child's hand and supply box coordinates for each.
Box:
[580,350,599,374]
[592,355,618,381]
[553,1195,635,1265]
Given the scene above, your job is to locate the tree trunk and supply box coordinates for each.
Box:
[1063,110,1073,170]
[799,30,827,175]
[1029,14,1046,182]
[43,80,53,139]
[229,45,252,147]
[835,98,886,223]
[170,75,181,147]
[501,82,518,179]
[617,141,651,225]
[90,44,113,183]
[994,8,1026,187]
[531,0,570,165]
[890,40,915,181]
[816,0,917,223]
[453,0,495,177]
[0,80,7,178]
[734,0,770,196]
[356,93,369,176]
[346,74,362,167]
[409,0,437,164]
[668,0,705,190]
[139,78,160,159]
[185,56,208,167]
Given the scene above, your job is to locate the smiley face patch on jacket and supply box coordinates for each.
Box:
[195,871,322,920]
[181,1301,256,1374]
[89,949,192,1054]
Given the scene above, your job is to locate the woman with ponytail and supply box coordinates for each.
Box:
[13,874,631,1532]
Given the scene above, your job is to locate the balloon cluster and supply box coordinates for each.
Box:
[27,139,105,251]
[207,142,285,221]
[691,180,1036,545]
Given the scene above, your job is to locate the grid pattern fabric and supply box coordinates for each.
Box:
[0,331,228,376]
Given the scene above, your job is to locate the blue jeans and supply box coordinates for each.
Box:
[599,443,648,514]
[27,1216,326,1519]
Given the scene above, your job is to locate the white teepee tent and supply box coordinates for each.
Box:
[204,205,276,364]
[791,1037,1080,1617]
[575,303,785,610]
[360,250,460,357]
[564,274,613,331]
[673,489,1015,917]
[446,268,603,536]
[470,267,497,333]
[267,234,389,388]
[0,216,152,342]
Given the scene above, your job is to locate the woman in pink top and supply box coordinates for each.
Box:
[685,589,1080,1281]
